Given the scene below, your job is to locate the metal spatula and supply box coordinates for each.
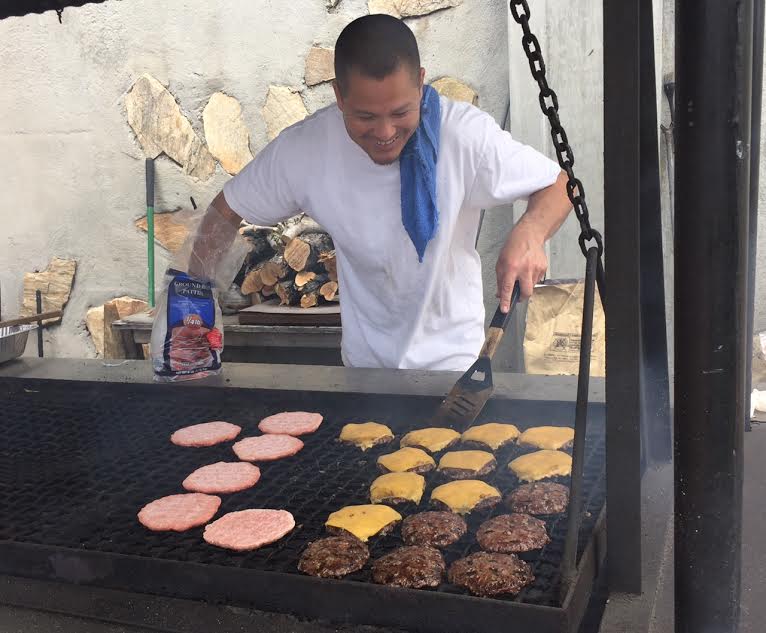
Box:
[429,282,521,431]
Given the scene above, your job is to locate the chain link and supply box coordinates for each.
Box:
[510,0,603,257]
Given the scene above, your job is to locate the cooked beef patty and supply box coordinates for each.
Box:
[476,513,550,553]
[505,482,570,515]
[372,546,446,588]
[298,536,370,578]
[401,511,468,548]
[448,552,534,597]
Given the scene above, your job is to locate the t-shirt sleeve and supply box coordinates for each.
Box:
[222,131,302,226]
[464,109,562,210]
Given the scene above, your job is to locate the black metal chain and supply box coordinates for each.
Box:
[509,0,603,258]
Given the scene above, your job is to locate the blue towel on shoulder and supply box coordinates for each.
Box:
[400,85,441,263]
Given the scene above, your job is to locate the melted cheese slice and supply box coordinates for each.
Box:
[437,450,495,473]
[339,422,394,450]
[430,480,501,514]
[518,426,575,450]
[377,447,435,473]
[325,504,402,542]
[400,427,460,453]
[461,423,520,450]
[370,472,426,504]
[509,450,572,482]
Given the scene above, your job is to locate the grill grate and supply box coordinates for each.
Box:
[0,378,604,613]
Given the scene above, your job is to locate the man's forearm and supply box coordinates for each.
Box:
[514,171,572,242]
[188,192,244,280]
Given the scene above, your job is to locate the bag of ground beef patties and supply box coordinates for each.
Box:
[151,269,224,381]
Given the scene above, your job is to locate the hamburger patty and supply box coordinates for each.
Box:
[371,546,446,589]
[505,482,570,515]
[203,509,295,551]
[170,421,241,447]
[232,434,304,461]
[476,513,550,553]
[258,411,323,436]
[298,536,370,578]
[182,461,261,494]
[448,552,534,597]
[401,511,467,548]
[138,493,221,532]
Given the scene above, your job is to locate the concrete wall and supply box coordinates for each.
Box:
[0,0,510,358]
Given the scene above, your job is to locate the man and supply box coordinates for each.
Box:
[192,14,572,371]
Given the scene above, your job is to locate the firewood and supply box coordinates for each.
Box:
[320,281,339,302]
[300,292,320,308]
[250,292,263,305]
[295,270,317,289]
[241,269,264,295]
[239,226,275,262]
[319,250,338,281]
[261,284,276,297]
[259,254,289,286]
[284,232,334,271]
[296,274,330,309]
[276,278,301,306]
[281,214,322,242]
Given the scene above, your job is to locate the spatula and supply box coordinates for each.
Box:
[429,282,521,431]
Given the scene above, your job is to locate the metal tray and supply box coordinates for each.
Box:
[0,377,606,633]
[0,325,34,364]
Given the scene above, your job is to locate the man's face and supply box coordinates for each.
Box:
[334,65,425,165]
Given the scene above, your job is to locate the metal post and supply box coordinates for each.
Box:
[745,0,765,433]
[639,0,672,466]
[674,0,754,631]
[35,290,43,358]
[604,0,643,593]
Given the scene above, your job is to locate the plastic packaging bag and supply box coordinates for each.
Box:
[151,204,249,382]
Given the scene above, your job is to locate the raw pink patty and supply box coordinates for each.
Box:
[138,493,221,532]
[232,434,304,462]
[203,509,295,551]
[182,462,261,494]
[258,411,323,436]
[171,421,242,447]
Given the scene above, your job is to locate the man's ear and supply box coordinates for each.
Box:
[332,79,344,111]
[418,67,426,89]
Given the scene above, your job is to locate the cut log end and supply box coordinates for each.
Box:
[295,270,317,289]
[320,281,339,302]
[300,292,320,309]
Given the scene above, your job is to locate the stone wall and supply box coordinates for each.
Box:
[0,0,510,358]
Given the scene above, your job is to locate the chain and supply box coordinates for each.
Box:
[509,0,603,257]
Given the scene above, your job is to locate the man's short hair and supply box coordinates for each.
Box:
[334,14,421,94]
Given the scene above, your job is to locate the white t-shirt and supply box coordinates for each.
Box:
[223,97,560,371]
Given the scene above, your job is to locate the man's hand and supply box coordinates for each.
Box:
[496,221,549,311]
[495,171,573,311]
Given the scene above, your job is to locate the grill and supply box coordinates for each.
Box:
[0,377,606,633]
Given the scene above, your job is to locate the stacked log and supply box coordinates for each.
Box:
[236,214,339,308]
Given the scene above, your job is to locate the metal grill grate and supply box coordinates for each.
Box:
[0,378,605,619]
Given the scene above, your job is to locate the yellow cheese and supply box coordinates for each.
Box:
[461,423,520,450]
[370,472,426,504]
[508,450,572,482]
[325,504,402,542]
[377,447,436,473]
[430,480,501,514]
[518,426,575,450]
[339,422,394,451]
[400,427,460,453]
[437,450,496,473]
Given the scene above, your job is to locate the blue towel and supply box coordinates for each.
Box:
[400,84,441,263]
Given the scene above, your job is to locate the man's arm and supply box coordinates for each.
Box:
[187,191,244,281]
[495,171,572,311]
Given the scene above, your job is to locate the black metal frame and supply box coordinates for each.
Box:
[674,1,760,631]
